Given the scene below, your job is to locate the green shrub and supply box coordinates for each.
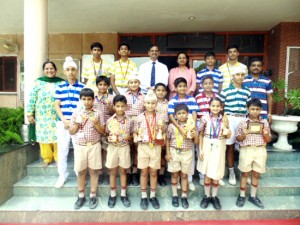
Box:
[0,107,24,147]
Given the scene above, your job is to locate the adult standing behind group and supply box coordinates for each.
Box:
[138,45,169,94]
[27,61,64,167]
[168,52,196,99]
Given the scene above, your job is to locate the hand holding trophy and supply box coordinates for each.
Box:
[222,113,231,138]
[186,114,195,139]
[107,119,119,143]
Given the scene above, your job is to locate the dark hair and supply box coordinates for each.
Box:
[202,75,214,84]
[43,61,57,71]
[247,98,262,108]
[118,42,131,51]
[227,44,239,53]
[204,51,216,60]
[176,51,190,68]
[249,58,264,67]
[113,95,127,105]
[96,76,110,86]
[80,88,95,99]
[90,42,103,51]
[154,82,167,91]
[175,103,189,114]
[174,77,187,87]
[149,44,160,51]
[209,97,222,106]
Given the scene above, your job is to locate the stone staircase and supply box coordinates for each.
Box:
[0,149,300,223]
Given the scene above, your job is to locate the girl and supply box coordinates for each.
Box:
[197,97,231,210]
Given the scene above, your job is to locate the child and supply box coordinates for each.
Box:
[219,66,251,186]
[125,74,145,186]
[106,95,134,208]
[133,89,166,210]
[198,97,231,210]
[196,51,223,95]
[93,76,114,184]
[109,43,139,95]
[166,103,199,209]
[69,88,106,210]
[154,83,169,186]
[54,56,85,188]
[81,42,110,94]
[235,98,271,209]
[168,77,199,191]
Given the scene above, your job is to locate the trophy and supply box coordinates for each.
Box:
[186,115,195,139]
[248,122,264,134]
[156,119,164,140]
[75,115,83,124]
[136,128,143,142]
[107,119,120,143]
[221,113,230,137]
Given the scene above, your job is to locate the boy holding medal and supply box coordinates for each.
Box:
[133,89,166,210]
[69,88,106,210]
[166,103,199,209]
[235,98,272,209]
[106,95,134,208]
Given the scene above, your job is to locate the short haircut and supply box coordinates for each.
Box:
[177,51,190,68]
[174,77,187,87]
[113,95,127,105]
[204,51,216,60]
[149,44,160,51]
[202,75,214,84]
[174,103,189,114]
[90,42,103,51]
[209,97,222,106]
[80,88,94,99]
[43,61,57,71]
[249,58,264,67]
[227,44,239,53]
[247,98,262,108]
[118,42,131,50]
[96,76,110,86]
[154,82,167,91]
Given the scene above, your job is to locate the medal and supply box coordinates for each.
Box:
[145,113,156,147]
[149,142,154,148]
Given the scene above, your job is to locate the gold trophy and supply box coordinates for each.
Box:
[186,115,195,139]
[136,128,143,142]
[107,119,119,143]
[221,113,231,137]
[156,119,164,140]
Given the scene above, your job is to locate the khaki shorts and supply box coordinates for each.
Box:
[238,145,267,173]
[167,147,193,174]
[74,142,102,172]
[137,143,161,170]
[105,144,131,169]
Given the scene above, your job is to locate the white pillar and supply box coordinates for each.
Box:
[24,0,48,121]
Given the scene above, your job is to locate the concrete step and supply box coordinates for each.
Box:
[13,175,300,197]
[0,196,299,223]
[266,150,300,161]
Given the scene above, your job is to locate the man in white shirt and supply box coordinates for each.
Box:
[138,45,169,94]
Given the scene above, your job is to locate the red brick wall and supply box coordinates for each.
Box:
[267,22,300,114]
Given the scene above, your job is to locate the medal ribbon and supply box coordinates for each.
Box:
[210,115,222,139]
[145,113,156,144]
[132,92,139,105]
[119,59,130,80]
[93,59,103,77]
[175,127,184,148]
[79,110,95,129]
[96,94,108,105]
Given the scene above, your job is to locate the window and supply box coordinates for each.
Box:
[229,35,265,53]
[0,57,17,92]
[120,36,152,54]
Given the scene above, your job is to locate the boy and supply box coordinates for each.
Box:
[81,42,111,94]
[196,51,223,95]
[69,88,106,210]
[133,89,166,210]
[106,95,134,208]
[54,56,85,188]
[109,43,138,95]
[168,77,199,191]
[166,103,199,209]
[235,98,272,209]
[154,83,169,186]
[93,76,114,184]
[219,66,251,186]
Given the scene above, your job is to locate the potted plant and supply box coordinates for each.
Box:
[271,78,300,151]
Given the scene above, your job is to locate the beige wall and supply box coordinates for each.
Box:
[0,33,119,108]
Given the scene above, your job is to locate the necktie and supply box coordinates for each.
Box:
[150,61,156,87]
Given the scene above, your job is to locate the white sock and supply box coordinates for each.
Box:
[79,191,85,198]
[141,191,147,198]
[229,167,235,175]
[251,185,258,197]
[212,184,218,197]
[240,188,246,197]
[121,188,126,197]
[204,183,211,197]
[188,175,193,183]
[172,183,178,196]
[182,191,188,198]
[150,189,156,198]
[110,188,116,197]
[90,192,96,198]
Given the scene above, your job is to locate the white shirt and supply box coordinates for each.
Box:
[138,60,169,93]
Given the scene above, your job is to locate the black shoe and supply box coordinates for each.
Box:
[200,195,210,209]
[89,197,98,209]
[248,196,264,209]
[140,198,148,210]
[108,196,116,208]
[172,196,179,207]
[236,195,246,207]
[149,197,160,209]
[127,173,132,186]
[211,196,221,210]
[181,197,189,209]
[132,173,139,186]
[158,175,166,186]
[74,197,86,210]
[121,195,131,208]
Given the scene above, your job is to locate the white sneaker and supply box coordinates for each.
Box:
[199,177,205,186]
[55,176,68,188]
[189,182,196,191]
[228,173,236,186]
[219,179,225,186]
[247,177,251,185]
